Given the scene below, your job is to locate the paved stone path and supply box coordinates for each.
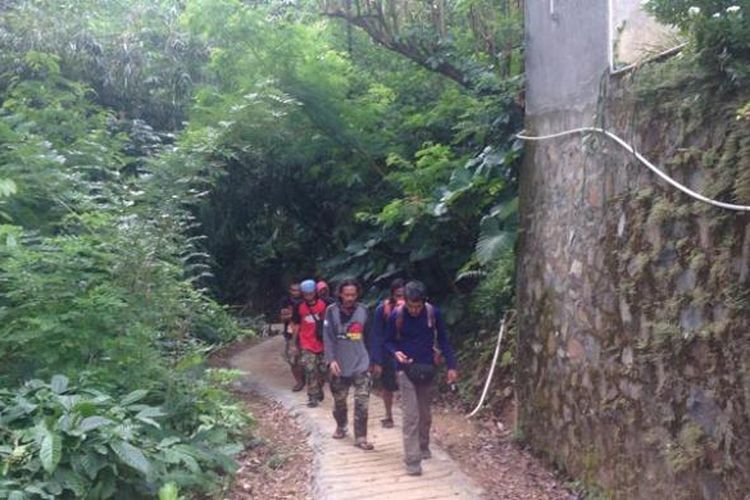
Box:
[231,336,484,500]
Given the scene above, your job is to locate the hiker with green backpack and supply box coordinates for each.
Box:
[384,280,458,476]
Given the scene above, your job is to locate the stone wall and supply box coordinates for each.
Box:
[516,73,750,498]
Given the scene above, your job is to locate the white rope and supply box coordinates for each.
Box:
[516,127,750,212]
[467,311,513,419]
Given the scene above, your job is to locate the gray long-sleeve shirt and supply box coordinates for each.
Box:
[323,302,370,377]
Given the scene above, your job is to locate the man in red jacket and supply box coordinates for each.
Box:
[292,279,328,407]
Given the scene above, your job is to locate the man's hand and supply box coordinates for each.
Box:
[394,351,411,365]
[329,360,342,377]
[370,364,383,377]
[280,307,292,322]
[447,369,459,384]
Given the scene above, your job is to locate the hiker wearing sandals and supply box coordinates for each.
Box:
[323,278,375,451]
[384,280,458,476]
[370,278,405,429]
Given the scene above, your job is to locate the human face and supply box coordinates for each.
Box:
[289,284,301,299]
[318,287,330,299]
[339,285,358,309]
[302,291,316,304]
[392,287,405,302]
[405,298,424,317]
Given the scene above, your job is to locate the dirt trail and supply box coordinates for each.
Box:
[230,335,484,500]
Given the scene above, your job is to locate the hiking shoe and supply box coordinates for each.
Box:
[380,417,394,429]
[292,381,305,392]
[354,439,374,451]
[421,448,432,460]
[405,463,422,476]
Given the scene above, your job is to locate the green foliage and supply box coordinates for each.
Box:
[644,1,750,84]
[178,0,524,316]
[0,376,241,499]
[1,0,524,491]
[0,0,204,130]
[0,2,249,497]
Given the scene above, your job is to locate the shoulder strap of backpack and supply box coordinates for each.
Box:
[312,300,325,320]
[382,300,393,319]
[425,303,435,330]
[395,304,404,341]
[426,303,441,355]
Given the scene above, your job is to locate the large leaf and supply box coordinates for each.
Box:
[56,468,86,497]
[0,179,17,201]
[159,483,179,500]
[110,441,151,476]
[78,416,113,433]
[476,216,516,265]
[50,375,69,394]
[39,426,62,474]
[120,389,148,406]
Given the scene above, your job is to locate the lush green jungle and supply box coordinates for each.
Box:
[0,0,745,497]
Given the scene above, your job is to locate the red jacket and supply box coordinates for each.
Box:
[294,300,327,353]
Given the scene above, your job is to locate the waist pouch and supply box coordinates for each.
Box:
[405,363,436,385]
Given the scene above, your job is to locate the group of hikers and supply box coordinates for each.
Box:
[278,278,458,476]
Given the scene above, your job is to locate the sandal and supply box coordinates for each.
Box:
[354,440,374,451]
[332,428,347,439]
[380,418,394,429]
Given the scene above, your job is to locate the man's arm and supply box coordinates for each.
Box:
[369,305,384,365]
[323,306,336,365]
[290,304,301,343]
[383,310,398,358]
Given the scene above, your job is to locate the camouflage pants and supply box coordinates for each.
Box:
[300,350,327,400]
[284,336,300,367]
[330,371,371,439]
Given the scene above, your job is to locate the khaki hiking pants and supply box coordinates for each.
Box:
[397,371,435,466]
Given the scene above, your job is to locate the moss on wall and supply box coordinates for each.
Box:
[516,54,750,498]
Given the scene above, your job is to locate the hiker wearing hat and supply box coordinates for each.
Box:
[384,280,458,476]
[291,279,328,407]
[323,278,375,450]
[316,280,335,306]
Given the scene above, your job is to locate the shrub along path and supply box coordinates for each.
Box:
[230,335,483,499]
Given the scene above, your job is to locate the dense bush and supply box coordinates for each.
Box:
[0,375,247,499]
[645,1,750,83]
[0,1,251,497]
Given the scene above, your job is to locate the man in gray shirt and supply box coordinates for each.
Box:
[323,278,374,450]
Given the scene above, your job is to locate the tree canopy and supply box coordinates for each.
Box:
[0,0,524,496]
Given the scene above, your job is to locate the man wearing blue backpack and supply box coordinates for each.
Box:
[384,280,458,476]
